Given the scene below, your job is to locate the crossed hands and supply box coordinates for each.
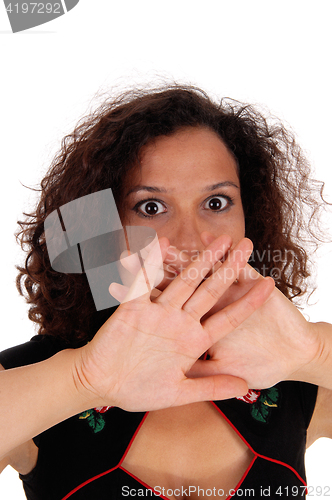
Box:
[75,234,319,412]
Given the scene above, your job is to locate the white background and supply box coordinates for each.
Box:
[0,1,332,498]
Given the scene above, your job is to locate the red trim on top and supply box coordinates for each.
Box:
[255,454,307,487]
[61,464,118,500]
[211,402,255,452]
[119,455,258,500]
[226,455,258,499]
[211,402,307,488]
[119,465,169,500]
[119,412,150,464]
[62,402,307,499]
[61,413,150,500]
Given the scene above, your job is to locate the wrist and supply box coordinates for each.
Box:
[288,322,332,388]
[0,348,107,457]
[70,346,110,410]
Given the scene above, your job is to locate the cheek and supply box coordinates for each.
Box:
[214,213,245,246]
[120,208,146,227]
[232,205,246,241]
[237,216,246,240]
[121,212,167,246]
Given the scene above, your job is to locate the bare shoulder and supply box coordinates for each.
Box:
[0,363,39,475]
[3,440,39,475]
[307,386,332,447]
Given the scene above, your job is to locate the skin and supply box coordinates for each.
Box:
[0,127,274,482]
[119,126,247,310]
[108,127,273,496]
[1,126,331,494]
[123,126,245,253]
[113,125,332,433]
[104,126,330,497]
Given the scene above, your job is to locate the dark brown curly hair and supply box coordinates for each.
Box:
[16,84,327,344]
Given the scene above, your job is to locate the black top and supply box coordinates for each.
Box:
[0,335,318,500]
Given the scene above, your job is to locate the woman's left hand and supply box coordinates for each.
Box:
[188,261,321,389]
[118,231,323,390]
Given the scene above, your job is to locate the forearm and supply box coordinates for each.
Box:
[289,322,332,389]
[0,348,101,461]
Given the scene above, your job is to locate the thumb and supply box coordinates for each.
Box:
[200,231,222,247]
[177,374,248,406]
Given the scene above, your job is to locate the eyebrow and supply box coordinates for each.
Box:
[126,181,239,197]
[204,181,240,191]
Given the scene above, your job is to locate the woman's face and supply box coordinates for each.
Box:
[123,127,245,257]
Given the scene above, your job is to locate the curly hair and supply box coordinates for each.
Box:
[16,84,327,344]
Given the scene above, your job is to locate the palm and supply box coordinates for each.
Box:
[78,235,274,412]
[88,301,216,409]
[191,267,318,389]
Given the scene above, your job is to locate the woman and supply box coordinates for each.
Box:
[0,85,331,499]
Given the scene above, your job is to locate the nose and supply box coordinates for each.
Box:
[167,214,206,257]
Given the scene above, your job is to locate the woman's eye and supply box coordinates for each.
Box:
[204,196,230,211]
[136,200,166,217]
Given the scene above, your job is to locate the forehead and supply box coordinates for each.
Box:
[133,127,239,187]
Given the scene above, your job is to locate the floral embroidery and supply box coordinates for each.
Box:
[95,406,112,413]
[236,389,261,404]
[78,406,112,433]
[236,387,280,423]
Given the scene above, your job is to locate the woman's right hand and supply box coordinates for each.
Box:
[73,235,274,412]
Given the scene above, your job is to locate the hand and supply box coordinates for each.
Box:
[188,262,320,390]
[73,235,274,412]
[117,238,197,297]
[116,231,331,391]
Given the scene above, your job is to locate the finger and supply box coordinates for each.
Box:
[164,245,192,272]
[160,264,180,283]
[237,263,263,284]
[109,280,163,303]
[200,231,216,247]
[157,247,201,292]
[182,238,253,320]
[186,358,245,379]
[200,263,265,316]
[161,242,223,290]
[164,244,225,277]
[150,288,162,300]
[118,252,144,291]
[156,234,233,309]
[108,282,130,303]
[120,250,166,290]
[186,358,221,379]
[119,251,142,275]
[203,276,275,344]
[176,374,248,405]
[122,237,169,303]
[119,235,163,276]
[121,237,171,290]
